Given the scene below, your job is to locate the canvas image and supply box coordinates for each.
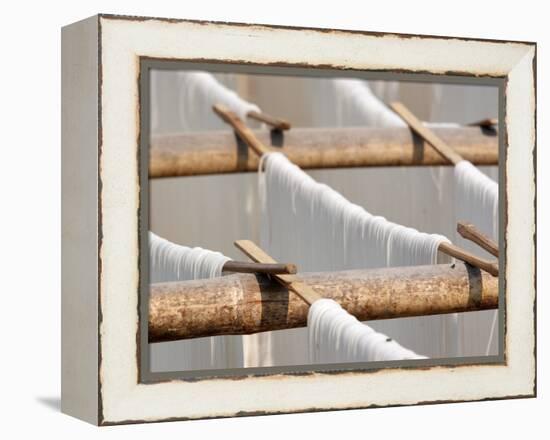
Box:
[143,67,501,377]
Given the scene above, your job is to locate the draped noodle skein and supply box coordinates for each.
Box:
[149,231,230,282]
[178,71,260,129]
[259,152,450,272]
[149,232,236,370]
[453,160,499,355]
[258,152,450,363]
[308,299,426,363]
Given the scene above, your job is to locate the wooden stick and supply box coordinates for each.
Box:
[234,239,322,305]
[212,104,271,156]
[149,126,498,178]
[247,110,291,131]
[457,222,499,258]
[222,260,297,275]
[438,241,498,277]
[468,118,498,128]
[390,102,464,165]
[149,262,498,342]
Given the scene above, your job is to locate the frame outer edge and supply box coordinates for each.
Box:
[61,14,101,425]
[95,15,537,424]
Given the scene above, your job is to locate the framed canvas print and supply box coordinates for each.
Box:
[61,14,536,425]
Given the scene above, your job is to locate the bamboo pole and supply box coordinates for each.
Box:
[149,126,498,178]
[149,262,498,343]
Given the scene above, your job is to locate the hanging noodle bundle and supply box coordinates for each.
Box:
[308,299,426,363]
[331,79,407,127]
[453,161,499,355]
[178,71,260,129]
[256,152,450,363]
[149,232,238,371]
[259,152,450,272]
[454,161,499,245]
[149,231,230,282]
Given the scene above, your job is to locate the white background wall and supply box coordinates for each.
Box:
[1,0,547,438]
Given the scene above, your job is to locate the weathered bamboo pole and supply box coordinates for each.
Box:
[149,262,498,343]
[149,126,498,178]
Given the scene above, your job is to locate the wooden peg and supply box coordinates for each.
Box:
[234,239,322,305]
[467,118,498,129]
[438,241,498,277]
[213,104,271,157]
[457,221,499,258]
[390,102,464,165]
[247,110,291,131]
[222,260,297,275]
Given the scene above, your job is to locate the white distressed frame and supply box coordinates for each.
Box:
[62,14,536,425]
